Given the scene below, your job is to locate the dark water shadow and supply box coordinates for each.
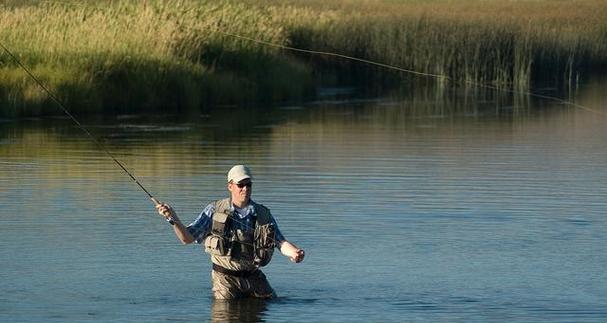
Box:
[208,296,323,323]
[210,298,269,323]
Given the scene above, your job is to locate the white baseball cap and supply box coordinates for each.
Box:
[227,165,252,183]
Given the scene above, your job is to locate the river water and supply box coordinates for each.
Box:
[1,82,607,322]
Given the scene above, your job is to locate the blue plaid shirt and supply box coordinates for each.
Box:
[187,200,285,245]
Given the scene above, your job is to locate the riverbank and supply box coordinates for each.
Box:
[1,0,606,117]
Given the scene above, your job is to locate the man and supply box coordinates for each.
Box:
[155,165,305,299]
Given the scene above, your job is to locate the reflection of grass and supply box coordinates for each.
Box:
[0,79,589,188]
[1,0,606,117]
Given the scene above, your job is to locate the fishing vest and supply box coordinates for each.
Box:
[203,198,276,271]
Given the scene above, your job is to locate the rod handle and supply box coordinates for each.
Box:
[151,197,161,206]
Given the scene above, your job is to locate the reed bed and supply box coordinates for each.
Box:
[1,0,606,117]
[0,0,312,116]
[271,0,607,87]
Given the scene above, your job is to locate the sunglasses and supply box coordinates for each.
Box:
[233,181,252,188]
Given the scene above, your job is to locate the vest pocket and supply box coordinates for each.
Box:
[231,229,254,260]
[254,224,275,266]
[255,224,275,249]
[204,235,229,256]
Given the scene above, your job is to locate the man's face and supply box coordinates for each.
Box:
[228,178,252,205]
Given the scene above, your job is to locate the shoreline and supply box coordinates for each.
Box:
[1,0,606,117]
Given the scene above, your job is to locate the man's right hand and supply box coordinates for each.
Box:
[155,202,175,221]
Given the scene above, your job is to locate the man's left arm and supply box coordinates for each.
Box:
[279,240,305,263]
[272,217,305,263]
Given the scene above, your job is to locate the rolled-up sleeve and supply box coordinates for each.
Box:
[187,203,214,244]
[270,215,286,245]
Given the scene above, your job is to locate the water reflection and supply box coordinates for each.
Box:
[210,299,268,323]
[1,81,606,323]
[1,81,605,208]
[1,81,605,203]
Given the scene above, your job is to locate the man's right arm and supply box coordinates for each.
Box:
[156,202,195,244]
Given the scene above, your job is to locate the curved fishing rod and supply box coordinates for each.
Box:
[0,41,161,207]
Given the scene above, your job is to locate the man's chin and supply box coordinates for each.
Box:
[237,197,251,204]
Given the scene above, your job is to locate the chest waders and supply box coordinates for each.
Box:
[204,198,276,272]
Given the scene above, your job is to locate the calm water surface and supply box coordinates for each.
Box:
[1,83,607,322]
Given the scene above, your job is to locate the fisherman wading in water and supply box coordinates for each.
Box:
[155,165,305,299]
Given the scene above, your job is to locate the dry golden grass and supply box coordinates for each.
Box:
[1,0,606,116]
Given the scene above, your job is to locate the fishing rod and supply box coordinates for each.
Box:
[0,42,280,247]
[3,2,603,249]
[0,41,162,208]
[0,42,279,243]
[0,40,273,240]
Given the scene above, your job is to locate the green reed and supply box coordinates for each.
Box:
[1,0,606,117]
[271,0,607,87]
[0,0,312,116]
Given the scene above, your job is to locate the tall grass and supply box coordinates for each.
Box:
[1,0,606,117]
[0,0,313,116]
[270,0,607,88]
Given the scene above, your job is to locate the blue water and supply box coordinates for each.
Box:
[1,85,607,322]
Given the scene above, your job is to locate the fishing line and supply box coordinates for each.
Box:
[217,31,606,117]
[2,1,605,234]
[20,0,607,117]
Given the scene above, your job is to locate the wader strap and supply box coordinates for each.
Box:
[212,264,256,278]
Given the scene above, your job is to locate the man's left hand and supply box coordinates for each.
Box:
[291,249,305,263]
